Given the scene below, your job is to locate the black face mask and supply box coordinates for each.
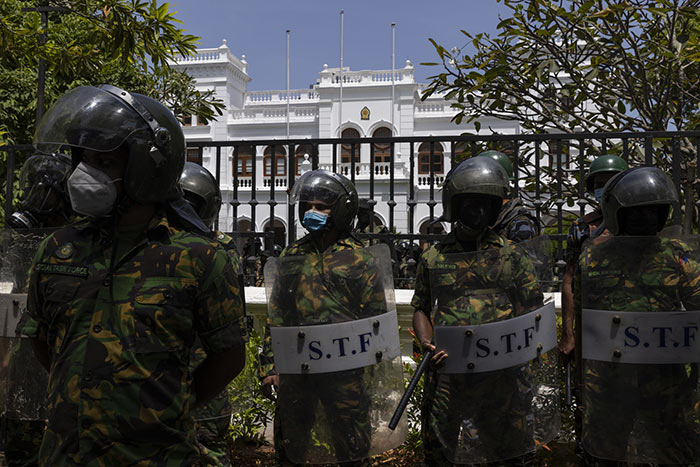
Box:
[454,195,498,239]
[618,206,665,236]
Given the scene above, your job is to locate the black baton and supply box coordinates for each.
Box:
[389,350,433,430]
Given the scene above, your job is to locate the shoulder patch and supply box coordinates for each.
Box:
[56,243,74,259]
[35,263,89,277]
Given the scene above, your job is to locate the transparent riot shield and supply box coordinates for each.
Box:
[429,243,559,465]
[264,243,406,464]
[0,229,51,457]
[514,235,555,291]
[581,235,700,464]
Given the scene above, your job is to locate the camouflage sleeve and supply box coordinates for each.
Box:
[573,249,585,313]
[258,317,276,380]
[674,241,700,310]
[195,247,246,354]
[506,215,539,243]
[23,236,53,342]
[410,252,432,317]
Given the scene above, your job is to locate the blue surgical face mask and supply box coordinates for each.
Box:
[302,210,329,232]
[594,188,604,202]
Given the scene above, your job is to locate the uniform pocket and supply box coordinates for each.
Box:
[132,277,197,353]
[43,277,82,354]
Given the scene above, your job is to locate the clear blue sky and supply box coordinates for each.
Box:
[170,1,510,91]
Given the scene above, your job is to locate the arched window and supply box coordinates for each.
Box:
[418,142,444,174]
[234,145,253,176]
[341,128,360,164]
[263,145,287,177]
[372,127,392,164]
[295,144,314,175]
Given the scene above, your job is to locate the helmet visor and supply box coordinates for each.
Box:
[34,86,148,154]
[611,168,678,208]
[290,172,343,206]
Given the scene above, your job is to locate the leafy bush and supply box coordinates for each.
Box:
[227,328,275,443]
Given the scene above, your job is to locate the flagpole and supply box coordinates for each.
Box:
[391,22,396,135]
[339,10,344,137]
[286,29,290,139]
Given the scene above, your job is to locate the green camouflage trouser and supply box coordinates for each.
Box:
[583,361,700,465]
[274,368,371,466]
[193,390,231,467]
[2,417,45,466]
[421,368,536,467]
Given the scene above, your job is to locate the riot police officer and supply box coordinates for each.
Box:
[180,161,242,466]
[575,166,700,465]
[560,154,628,360]
[21,85,246,465]
[1,153,76,466]
[412,157,555,466]
[259,169,405,465]
[7,153,75,231]
[477,150,540,243]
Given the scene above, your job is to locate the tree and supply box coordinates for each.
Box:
[0,0,226,223]
[422,0,700,230]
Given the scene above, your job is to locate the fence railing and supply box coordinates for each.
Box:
[3,131,700,286]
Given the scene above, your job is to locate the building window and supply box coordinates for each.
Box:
[182,115,193,126]
[418,142,444,174]
[295,144,314,175]
[341,128,360,164]
[547,141,570,170]
[235,146,253,176]
[264,145,287,177]
[186,148,201,163]
[196,115,208,126]
[372,127,392,164]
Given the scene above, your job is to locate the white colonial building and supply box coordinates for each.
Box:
[170,40,524,247]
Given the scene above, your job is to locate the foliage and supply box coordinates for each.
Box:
[423,0,699,132]
[226,327,275,443]
[422,0,700,230]
[0,0,226,225]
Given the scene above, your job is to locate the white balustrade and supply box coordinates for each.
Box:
[245,90,319,105]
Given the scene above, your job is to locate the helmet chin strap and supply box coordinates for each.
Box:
[455,221,486,251]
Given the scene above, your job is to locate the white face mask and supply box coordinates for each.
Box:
[67,162,121,217]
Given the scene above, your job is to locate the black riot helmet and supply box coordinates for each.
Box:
[8,153,73,229]
[441,156,509,224]
[33,84,185,204]
[290,169,358,232]
[601,167,678,235]
[179,162,222,228]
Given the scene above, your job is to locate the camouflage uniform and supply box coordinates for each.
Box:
[259,232,382,465]
[491,198,540,244]
[575,235,700,464]
[188,231,242,467]
[412,230,543,466]
[22,212,246,465]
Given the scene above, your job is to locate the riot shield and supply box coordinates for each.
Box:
[514,235,555,291]
[581,235,700,464]
[429,243,559,465]
[264,243,406,464]
[0,229,51,459]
